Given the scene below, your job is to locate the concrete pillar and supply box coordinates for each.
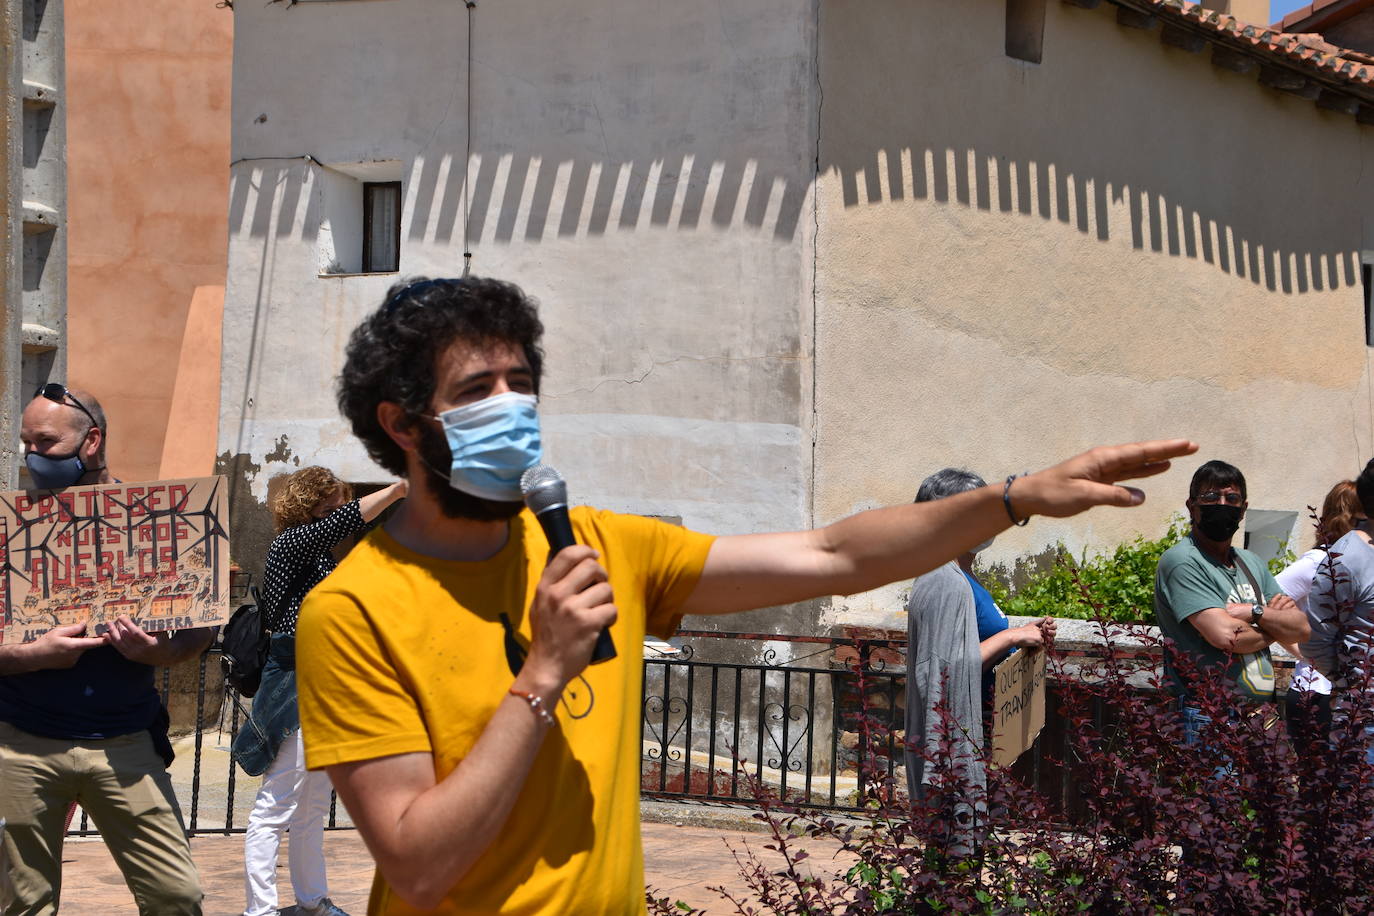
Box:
[0,0,67,491]
[1,0,22,490]
[19,0,66,409]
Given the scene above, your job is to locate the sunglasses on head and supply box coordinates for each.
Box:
[34,383,98,430]
[381,277,463,314]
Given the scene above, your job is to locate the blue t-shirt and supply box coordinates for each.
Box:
[965,571,1010,700]
[0,644,159,739]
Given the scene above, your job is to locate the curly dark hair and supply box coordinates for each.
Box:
[337,276,545,476]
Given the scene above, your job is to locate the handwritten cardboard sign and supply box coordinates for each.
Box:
[990,647,1046,768]
[0,477,230,644]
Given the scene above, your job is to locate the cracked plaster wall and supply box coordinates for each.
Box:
[815,0,1374,630]
[218,0,821,641]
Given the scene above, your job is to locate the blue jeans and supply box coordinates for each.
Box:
[1178,702,1234,778]
[1179,703,1210,747]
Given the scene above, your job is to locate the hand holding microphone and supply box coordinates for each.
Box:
[522,465,618,665]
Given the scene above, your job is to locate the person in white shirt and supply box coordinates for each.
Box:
[1278,479,1363,752]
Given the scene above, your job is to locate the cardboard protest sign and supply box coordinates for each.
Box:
[0,477,230,644]
[990,647,1047,768]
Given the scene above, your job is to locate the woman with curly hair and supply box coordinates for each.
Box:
[233,467,406,916]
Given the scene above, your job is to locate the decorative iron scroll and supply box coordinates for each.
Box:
[642,693,689,761]
[762,700,811,772]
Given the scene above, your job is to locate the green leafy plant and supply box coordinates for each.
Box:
[1266,539,1297,578]
[667,551,1374,914]
[979,516,1188,623]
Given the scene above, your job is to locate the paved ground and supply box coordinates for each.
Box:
[53,729,852,913]
[56,808,850,914]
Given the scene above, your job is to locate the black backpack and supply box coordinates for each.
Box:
[221,587,270,698]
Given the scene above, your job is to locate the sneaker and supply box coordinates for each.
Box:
[296,899,351,916]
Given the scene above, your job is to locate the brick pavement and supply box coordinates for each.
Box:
[53,814,849,914]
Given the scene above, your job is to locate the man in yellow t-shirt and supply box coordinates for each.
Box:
[299,275,1197,915]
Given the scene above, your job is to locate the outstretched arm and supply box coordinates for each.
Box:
[682,438,1197,615]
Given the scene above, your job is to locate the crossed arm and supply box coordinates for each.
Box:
[1187,595,1309,654]
[327,438,1197,907]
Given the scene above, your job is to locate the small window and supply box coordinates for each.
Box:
[363,181,402,274]
[1006,0,1046,64]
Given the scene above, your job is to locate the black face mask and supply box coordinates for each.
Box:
[24,450,86,489]
[1196,503,1243,542]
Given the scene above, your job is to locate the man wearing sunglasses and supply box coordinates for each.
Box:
[1154,460,1310,739]
[0,385,211,915]
[295,275,1197,916]
[21,383,110,489]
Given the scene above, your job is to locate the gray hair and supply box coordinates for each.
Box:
[68,388,108,460]
[915,467,986,503]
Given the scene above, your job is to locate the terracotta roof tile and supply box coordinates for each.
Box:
[1109,0,1374,100]
[1276,0,1374,32]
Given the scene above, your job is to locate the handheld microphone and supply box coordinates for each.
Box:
[521,464,617,664]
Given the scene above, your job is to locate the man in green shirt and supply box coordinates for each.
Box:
[1154,461,1310,731]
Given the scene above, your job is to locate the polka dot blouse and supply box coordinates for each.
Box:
[261,500,366,635]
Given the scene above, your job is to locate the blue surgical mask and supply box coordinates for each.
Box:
[431,392,542,502]
[24,450,86,489]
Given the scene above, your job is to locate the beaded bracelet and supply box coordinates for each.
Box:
[1003,473,1030,527]
[509,688,556,727]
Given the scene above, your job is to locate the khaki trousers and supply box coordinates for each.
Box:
[0,722,202,916]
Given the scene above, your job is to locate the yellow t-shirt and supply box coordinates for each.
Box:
[296,506,715,916]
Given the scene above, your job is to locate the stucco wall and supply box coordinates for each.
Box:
[223,0,1374,638]
[219,0,818,627]
[815,0,1374,628]
[65,0,232,483]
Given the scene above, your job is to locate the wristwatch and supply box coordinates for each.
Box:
[1250,603,1265,627]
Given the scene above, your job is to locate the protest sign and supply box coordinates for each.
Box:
[0,476,230,644]
[990,647,1047,768]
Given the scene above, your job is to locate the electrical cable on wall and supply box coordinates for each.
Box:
[463,1,476,276]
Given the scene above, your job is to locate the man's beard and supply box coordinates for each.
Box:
[417,422,526,522]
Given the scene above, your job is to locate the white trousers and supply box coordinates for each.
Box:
[242,730,333,916]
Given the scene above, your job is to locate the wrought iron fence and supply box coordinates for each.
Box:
[60,631,1156,839]
[640,646,905,809]
[64,650,346,838]
[637,645,1137,823]
[62,640,910,837]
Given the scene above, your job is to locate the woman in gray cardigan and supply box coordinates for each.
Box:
[903,468,1052,851]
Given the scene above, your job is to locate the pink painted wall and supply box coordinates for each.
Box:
[65,1,232,483]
